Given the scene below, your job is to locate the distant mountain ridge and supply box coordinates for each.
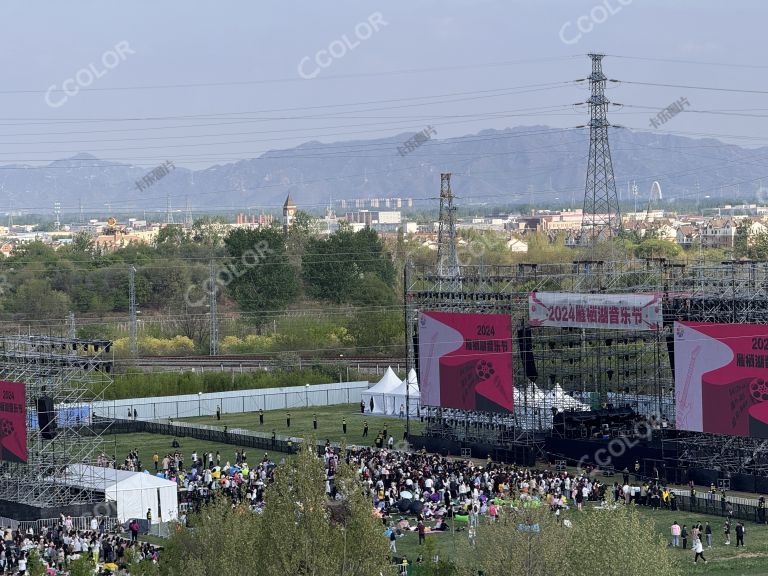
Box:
[1,126,765,215]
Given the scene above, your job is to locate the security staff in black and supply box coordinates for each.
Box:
[313,414,317,430]
[342,418,347,434]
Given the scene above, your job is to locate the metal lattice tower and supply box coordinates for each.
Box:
[128,265,138,357]
[209,259,218,356]
[436,173,461,290]
[0,335,113,509]
[184,197,193,227]
[165,194,174,225]
[581,53,622,244]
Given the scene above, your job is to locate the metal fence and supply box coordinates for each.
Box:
[91,381,369,420]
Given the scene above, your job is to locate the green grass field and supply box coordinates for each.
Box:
[181,403,425,448]
[102,432,286,468]
[393,505,768,574]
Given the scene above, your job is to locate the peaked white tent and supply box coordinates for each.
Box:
[361,367,402,414]
[62,465,178,523]
[386,370,420,416]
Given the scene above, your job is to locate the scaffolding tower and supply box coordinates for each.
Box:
[0,336,113,509]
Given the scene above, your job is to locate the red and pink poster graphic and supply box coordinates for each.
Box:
[675,322,768,438]
[418,311,513,413]
[0,382,26,463]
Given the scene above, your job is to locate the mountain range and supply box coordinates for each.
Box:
[2,126,766,217]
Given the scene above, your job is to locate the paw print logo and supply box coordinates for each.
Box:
[476,360,495,381]
[750,378,768,402]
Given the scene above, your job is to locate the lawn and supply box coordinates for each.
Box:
[101,432,286,468]
[181,403,425,449]
[392,504,768,575]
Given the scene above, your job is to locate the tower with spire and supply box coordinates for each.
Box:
[283,194,296,234]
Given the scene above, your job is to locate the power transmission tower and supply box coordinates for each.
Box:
[581,53,622,244]
[209,259,218,356]
[53,202,61,231]
[67,311,76,339]
[166,194,174,225]
[436,173,461,290]
[78,197,85,225]
[184,196,193,227]
[129,265,138,357]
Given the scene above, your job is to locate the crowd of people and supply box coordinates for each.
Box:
[0,516,159,575]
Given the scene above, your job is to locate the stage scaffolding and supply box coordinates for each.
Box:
[406,258,768,454]
[0,335,113,509]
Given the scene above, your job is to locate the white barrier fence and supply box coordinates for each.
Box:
[91,381,370,420]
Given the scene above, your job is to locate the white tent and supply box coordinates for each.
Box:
[62,465,178,523]
[361,367,402,414]
[386,372,420,416]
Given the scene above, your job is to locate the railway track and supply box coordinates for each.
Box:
[120,355,406,372]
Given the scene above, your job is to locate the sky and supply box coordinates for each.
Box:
[0,0,765,172]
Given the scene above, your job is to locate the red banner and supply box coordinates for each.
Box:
[418,312,513,412]
[675,322,768,438]
[0,382,26,463]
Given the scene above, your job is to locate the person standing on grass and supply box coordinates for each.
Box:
[705,521,712,548]
[418,520,425,545]
[286,412,291,428]
[313,414,317,430]
[152,451,159,471]
[216,405,221,421]
[363,421,368,437]
[670,521,680,547]
[724,518,731,545]
[735,522,745,547]
[259,409,264,425]
[388,526,397,554]
[342,418,346,434]
[693,536,707,564]
[360,400,365,414]
[681,524,688,550]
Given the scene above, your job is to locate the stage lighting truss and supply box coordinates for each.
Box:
[0,335,113,509]
[406,258,768,456]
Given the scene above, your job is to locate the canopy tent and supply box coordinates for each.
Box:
[361,367,402,414]
[62,465,178,523]
[385,375,421,416]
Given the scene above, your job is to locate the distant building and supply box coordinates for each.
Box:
[283,194,297,234]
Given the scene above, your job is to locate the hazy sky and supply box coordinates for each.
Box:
[0,0,765,170]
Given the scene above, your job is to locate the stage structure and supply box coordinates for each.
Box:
[0,335,113,511]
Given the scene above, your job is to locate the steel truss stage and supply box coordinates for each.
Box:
[0,335,113,511]
[406,258,768,480]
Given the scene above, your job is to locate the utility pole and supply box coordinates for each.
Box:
[581,53,622,245]
[209,259,218,356]
[129,265,137,357]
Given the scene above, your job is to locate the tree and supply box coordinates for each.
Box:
[634,239,682,260]
[303,227,395,304]
[456,505,680,576]
[224,227,299,324]
[155,224,188,249]
[7,278,71,319]
[160,441,390,576]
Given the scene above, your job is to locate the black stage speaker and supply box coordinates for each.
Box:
[666,332,675,373]
[37,395,57,440]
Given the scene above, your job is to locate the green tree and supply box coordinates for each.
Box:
[456,506,680,576]
[224,227,299,324]
[634,238,682,259]
[160,441,390,576]
[7,278,71,318]
[303,227,395,303]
